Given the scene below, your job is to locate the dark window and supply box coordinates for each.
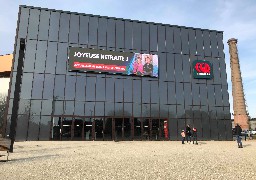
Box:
[167,82,176,104]
[65,75,76,100]
[173,27,181,54]
[43,74,54,99]
[49,11,60,41]
[150,24,157,52]
[151,81,159,104]
[39,116,51,140]
[27,115,40,140]
[106,77,114,102]
[18,99,30,115]
[64,101,74,115]
[166,54,175,81]
[141,23,149,52]
[38,10,50,41]
[116,20,125,50]
[98,18,107,47]
[151,104,159,117]
[107,19,115,48]
[18,7,30,38]
[54,75,65,100]
[133,103,141,117]
[23,40,37,73]
[203,30,211,57]
[133,22,141,51]
[158,53,167,80]
[89,16,98,46]
[32,73,44,99]
[75,75,86,102]
[142,79,150,103]
[27,8,40,39]
[69,14,79,44]
[34,41,47,73]
[41,100,53,115]
[188,29,196,55]
[207,85,215,106]
[124,103,132,116]
[30,100,42,116]
[79,15,89,45]
[96,75,106,101]
[176,83,184,105]
[200,84,207,105]
[56,43,68,74]
[59,13,70,42]
[45,42,57,74]
[124,21,133,50]
[181,28,189,55]
[115,79,124,103]
[95,102,104,116]
[124,78,132,102]
[182,55,190,82]
[192,84,200,105]
[53,101,63,115]
[74,101,85,116]
[210,31,218,57]
[157,25,166,53]
[217,33,224,58]
[86,76,96,101]
[196,30,203,56]
[159,81,167,105]
[85,102,95,116]
[105,102,114,116]
[175,54,183,82]
[20,73,33,99]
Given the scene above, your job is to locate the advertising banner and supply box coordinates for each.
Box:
[192,60,213,79]
[68,47,158,77]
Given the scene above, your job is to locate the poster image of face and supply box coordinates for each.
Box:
[128,53,158,77]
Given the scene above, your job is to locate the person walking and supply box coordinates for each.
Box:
[181,130,186,144]
[192,127,198,145]
[185,124,192,143]
[235,123,243,148]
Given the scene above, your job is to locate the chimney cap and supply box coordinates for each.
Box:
[227,38,238,44]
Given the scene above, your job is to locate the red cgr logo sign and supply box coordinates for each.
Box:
[192,60,213,79]
[194,62,211,74]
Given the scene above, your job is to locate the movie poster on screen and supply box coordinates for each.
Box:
[68,47,158,77]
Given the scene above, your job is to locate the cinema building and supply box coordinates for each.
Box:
[2,5,232,142]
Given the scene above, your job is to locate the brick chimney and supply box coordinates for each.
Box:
[227,38,249,130]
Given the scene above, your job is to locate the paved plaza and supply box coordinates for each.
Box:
[1,140,256,179]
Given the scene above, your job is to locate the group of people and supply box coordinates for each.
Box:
[181,124,198,145]
[133,54,153,76]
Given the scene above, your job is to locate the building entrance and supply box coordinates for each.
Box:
[52,116,168,141]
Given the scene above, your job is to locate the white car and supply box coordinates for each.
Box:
[250,130,256,135]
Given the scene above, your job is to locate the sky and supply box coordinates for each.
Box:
[0,0,255,118]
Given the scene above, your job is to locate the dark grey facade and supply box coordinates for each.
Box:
[3,5,232,141]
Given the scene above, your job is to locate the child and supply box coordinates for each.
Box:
[181,130,186,144]
[192,127,198,145]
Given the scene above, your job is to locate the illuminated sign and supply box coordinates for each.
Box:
[192,60,213,79]
[68,47,158,77]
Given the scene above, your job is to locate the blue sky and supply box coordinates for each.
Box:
[0,0,255,118]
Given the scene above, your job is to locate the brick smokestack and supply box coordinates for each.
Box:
[227,38,249,130]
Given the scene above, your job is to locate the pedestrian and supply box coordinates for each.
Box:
[185,124,192,143]
[235,123,243,148]
[192,127,198,145]
[181,130,185,144]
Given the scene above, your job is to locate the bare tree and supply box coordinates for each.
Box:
[0,93,7,132]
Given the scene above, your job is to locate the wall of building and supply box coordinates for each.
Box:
[5,5,232,141]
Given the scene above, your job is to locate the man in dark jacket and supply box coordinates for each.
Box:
[185,124,192,143]
[235,123,243,148]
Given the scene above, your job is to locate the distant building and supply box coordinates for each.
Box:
[231,118,256,130]
[0,54,12,94]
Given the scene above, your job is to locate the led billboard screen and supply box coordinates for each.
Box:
[68,47,158,77]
